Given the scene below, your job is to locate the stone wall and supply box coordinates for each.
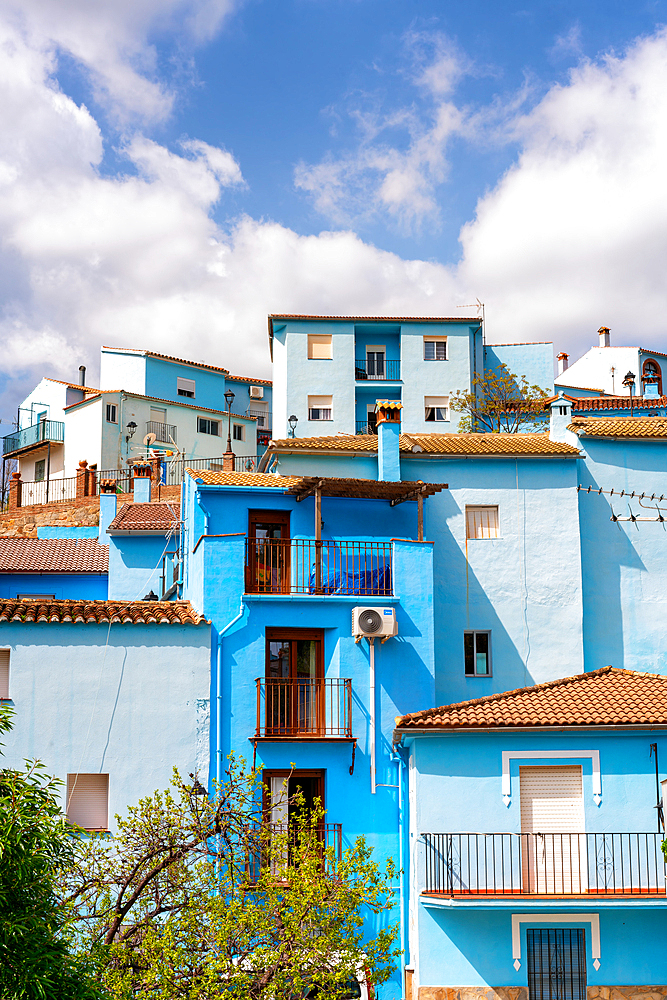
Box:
[416,989,667,1000]
[0,485,181,538]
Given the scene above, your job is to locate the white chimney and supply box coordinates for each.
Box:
[598,326,610,348]
[557,352,569,376]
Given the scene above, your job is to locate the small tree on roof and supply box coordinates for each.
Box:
[450,365,549,433]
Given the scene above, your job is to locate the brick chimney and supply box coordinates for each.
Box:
[376,401,402,481]
[598,327,610,348]
[98,480,117,543]
[557,352,569,376]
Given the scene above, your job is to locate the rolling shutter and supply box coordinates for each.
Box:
[0,650,9,699]
[520,766,585,833]
[66,773,109,830]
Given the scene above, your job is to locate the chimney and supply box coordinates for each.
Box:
[132,463,152,503]
[557,352,569,376]
[598,327,610,348]
[79,365,86,386]
[376,400,402,481]
[98,480,117,543]
[549,392,579,447]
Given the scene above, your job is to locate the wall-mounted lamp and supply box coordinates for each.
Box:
[189,772,207,796]
[125,420,137,443]
[288,414,298,438]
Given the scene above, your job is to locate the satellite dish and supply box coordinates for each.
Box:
[143,432,156,446]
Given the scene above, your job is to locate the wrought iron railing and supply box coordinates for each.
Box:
[146,421,177,444]
[3,420,65,456]
[354,359,400,380]
[256,678,352,738]
[246,822,342,884]
[245,538,393,596]
[423,832,667,897]
[20,477,78,506]
[355,421,377,435]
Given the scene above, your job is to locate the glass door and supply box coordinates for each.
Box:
[248,510,290,593]
[265,630,323,735]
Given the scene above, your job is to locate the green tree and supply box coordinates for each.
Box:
[450,364,550,433]
[0,706,102,1000]
[63,760,398,998]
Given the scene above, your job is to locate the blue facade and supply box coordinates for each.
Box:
[0,572,107,599]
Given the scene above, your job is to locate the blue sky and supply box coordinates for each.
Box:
[2,0,667,425]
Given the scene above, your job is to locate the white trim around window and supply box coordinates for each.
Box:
[511,913,601,971]
[501,750,601,806]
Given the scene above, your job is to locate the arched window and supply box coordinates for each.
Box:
[642,358,663,396]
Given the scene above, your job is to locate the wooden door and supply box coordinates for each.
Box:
[520,766,586,894]
[248,510,290,593]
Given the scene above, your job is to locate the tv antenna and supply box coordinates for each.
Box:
[457,299,485,342]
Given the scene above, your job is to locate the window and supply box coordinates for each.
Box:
[424,336,447,360]
[198,417,220,436]
[150,407,167,423]
[247,510,290,594]
[106,403,117,423]
[263,768,324,824]
[527,929,586,1000]
[308,395,333,421]
[307,334,333,360]
[66,773,109,830]
[34,459,45,482]
[424,396,449,421]
[177,376,195,398]
[265,628,324,735]
[0,650,9,699]
[233,423,244,441]
[366,345,385,379]
[466,505,499,539]
[17,593,55,600]
[464,631,491,676]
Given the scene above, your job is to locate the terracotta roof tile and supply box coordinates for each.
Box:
[0,538,108,573]
[186,469,302,488]
[107,502,180,532]
[550,395,667,413]
[569,417,667,437]
[267,433,580,457]
[0,598,207,625]
[396,667,667,730]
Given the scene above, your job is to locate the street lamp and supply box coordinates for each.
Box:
[622,371,636,416]
[288,414,298,438]
[224,389,235,456]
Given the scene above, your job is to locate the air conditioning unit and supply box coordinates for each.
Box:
[249,386,264,399]
[352,607,398,639]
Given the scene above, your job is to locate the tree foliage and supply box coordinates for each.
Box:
[62,760,399,998]
[0,707,101,1000]
[450,365,549,433]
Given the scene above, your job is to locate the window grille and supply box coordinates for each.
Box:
[527,928,586,1000]
[466,505,499,539]
[66,773,109,831]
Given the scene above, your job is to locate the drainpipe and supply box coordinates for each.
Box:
[369,637,376,794]
[216,604,245,789]
[197,494,212,534]
[395,746,408,996]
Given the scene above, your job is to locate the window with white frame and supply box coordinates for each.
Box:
[197,417,220,436]
[464,631,491,676]
[424,396,449,421]
[233,423,245,441]
[466,505,499,539]
[66,773,109,830]
[106,403,117,423]
[307,334,333,360]
[0,649,9,699]
[308,395,333,421]
[17,593,55,600]
[177,377,195,398]
[424,335,447,360]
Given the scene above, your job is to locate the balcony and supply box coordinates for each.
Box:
[355,359,400,381]
[356,420,377,435]
[245,538,392,596]
[246,822,342,883]
[146,420,177,444]
[255,678,353,738]
[2,420,64,457]
[423,833,667,898]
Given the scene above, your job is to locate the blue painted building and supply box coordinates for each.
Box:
[0,537,108,599]
[268,315,554,439]
[393,667,667,1000]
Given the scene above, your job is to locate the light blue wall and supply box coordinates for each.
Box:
[405,729,667,988]
[0,573,108,599]
[144,356,228,411]
[0,620,211,831]
[108,534,178,600]
[38,526,99,539]
[484,343,554,394]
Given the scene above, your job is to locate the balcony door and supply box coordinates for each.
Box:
[265,629,323,736]
[520,766,586,894]
[366,346,385,380]
[248,510,290,593]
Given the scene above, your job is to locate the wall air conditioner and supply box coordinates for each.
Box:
[352,607,398,639]
[249,386,264,399]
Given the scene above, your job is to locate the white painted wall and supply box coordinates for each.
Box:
[100,349,147,395]
[64,396,103,475]
[555,346,640,395]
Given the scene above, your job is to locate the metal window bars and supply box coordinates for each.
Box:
[245,538,393,596]
[255,678,353,738]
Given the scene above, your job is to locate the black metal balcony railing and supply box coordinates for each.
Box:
[354,359,400,380]
[424,833,667,897]
[146,420,177,444]
[246,822,342,883]
[245,538,392,596]
[256,678,352,738]
[356,420,378,435]
[2,420,65,456]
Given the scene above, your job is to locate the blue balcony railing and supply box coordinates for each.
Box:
[2,420,64,456]
[355,359,400,380]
